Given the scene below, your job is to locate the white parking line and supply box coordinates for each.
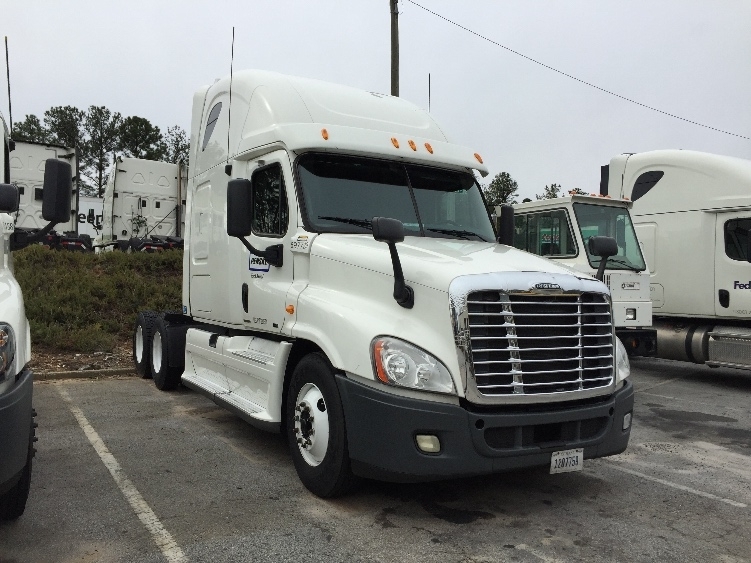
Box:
[57,384,188,563]
[604,462,747,508]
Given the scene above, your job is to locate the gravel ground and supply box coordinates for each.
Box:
[29,342,133,374]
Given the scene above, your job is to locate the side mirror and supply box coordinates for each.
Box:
[42,159,73,224]
[372,216,404,243]
[497,205,514,246]
[372,217,413,309]
[227,178,253,237]
[587,236,618,282]
[0,183,19,213]
[226,177,283,267]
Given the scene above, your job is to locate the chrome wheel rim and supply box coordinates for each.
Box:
[294,383,329,466]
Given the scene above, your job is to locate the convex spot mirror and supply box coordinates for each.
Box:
[587,235,618,258]
[0,183,19,213]
[42,159,72,224]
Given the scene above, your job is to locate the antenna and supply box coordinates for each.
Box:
[227,26,235,163]
[428,73,431,113]
[4,36,12,132]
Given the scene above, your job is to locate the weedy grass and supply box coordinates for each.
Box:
[14,246,182,352]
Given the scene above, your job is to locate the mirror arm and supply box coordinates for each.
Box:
[595,256,609,282]
[234,235,283,268]
[386,242,414,309]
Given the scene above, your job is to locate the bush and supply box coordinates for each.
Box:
[14,246,182,352]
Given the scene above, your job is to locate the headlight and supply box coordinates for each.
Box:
[615,336,630,384]
[372,337,456,395]
[0,323,15,382]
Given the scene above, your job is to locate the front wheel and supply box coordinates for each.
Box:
[0,411,36,520]
[285,354,359,498]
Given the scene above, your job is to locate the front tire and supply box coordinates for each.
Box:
[151,316,182,391]
[133,311,158,379]
[285,354,358,498]
[0,411,36,520]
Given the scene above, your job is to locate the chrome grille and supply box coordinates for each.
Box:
[467,292,614,396]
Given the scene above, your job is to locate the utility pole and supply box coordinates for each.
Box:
[390,0,399,97]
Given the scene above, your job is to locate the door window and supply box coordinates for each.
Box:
[252,164,289,237]
[724,218,751,261]
[513,210,577,257]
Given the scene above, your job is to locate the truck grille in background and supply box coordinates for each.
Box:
[467,292,614,396]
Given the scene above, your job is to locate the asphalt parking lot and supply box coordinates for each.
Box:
[1,358,750,563]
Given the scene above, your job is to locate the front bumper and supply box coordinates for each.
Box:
[0,367,33,495]
[337,375,633,482]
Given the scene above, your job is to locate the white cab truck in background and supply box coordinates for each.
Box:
[510,195,656,357]
[0,112,72,519]
[9,140,87,251]
[96,156,186,251]
[602,150,751,370]
[133,71,632,497]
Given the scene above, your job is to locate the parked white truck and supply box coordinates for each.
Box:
[510,195,656,357]
[0,112,72,519]
[133,70,633,497]
[9,140,87,251]
[96,156,185,251]
[602,149,751,369]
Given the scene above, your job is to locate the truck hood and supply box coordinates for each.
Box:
[310,234,590,291]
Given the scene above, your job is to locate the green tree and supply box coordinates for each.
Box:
[44,105,86,148]
[482,172,519,211]
[163,125,190,164]
[12,114,49,143]
[536,183,562,200]
[82,106,122,197]
[569,187,587,195]
[118,116,166,160]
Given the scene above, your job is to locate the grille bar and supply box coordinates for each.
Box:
[467,291,614,396]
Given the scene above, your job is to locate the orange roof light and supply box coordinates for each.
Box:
[474,153,483,164]
[321,129,329,140]
[408,140,417,151]
[391,137,400,149]
[424,143,433,154]
[285,305,295,315]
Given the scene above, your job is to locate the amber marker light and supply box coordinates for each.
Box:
[408,140,417,151]
[373,340,390,384]
[391,137,400,149]
[285,305,295,314]
[474,153,483,164]
[424,143,433,154]
[321,128,329,140]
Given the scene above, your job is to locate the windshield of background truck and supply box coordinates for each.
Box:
[297,154,495,242]
[573,203,646,271]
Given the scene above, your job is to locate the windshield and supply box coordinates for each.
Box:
[573,203,646,271]
[297,154,495,242]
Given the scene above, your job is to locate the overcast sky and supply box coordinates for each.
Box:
[3,0,750,200]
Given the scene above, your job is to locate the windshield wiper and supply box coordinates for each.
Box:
[426,228,488,241]
[600,257,643,272]
[319,216,373,230]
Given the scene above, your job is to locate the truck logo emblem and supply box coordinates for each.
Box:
[535,283,561,291]
[733,281,751,290]
[622,282,640,290]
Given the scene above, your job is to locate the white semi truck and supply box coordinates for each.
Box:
[96,156,185,251]
[602,149,751,370]
[9,140,87,251]
[133,70,632,497]
[511,195,656,357]
[0,112,72,519]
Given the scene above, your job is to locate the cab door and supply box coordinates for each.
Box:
[241,151,294,333]
[715,213,751,318]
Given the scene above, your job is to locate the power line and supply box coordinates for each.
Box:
[405,0,750,141]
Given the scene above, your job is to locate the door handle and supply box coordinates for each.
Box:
[242,283,249,313]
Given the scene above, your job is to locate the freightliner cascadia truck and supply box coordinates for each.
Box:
[0,111,72,519]
[602,150,751,370]
[511,195,656,357]
[133,71,633,497]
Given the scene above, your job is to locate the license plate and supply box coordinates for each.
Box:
[550,448,584,474]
